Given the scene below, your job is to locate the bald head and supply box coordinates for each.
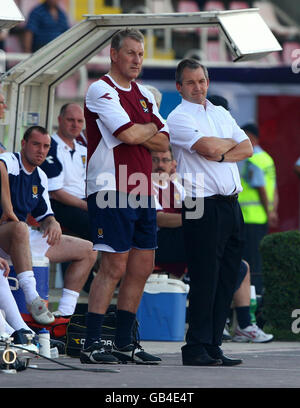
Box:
[58,103,85,142]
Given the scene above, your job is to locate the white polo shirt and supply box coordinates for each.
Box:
[40,133,87,199]
[167,99,249,198]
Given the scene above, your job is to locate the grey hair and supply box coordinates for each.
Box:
[111,28,144,51]
[144,85,162,109]
[175,58,209,84]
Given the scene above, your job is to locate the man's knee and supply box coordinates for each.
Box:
[101,252,128,282]
[46,235,95,265]
[78,239,97,262]
[10,221,30,242]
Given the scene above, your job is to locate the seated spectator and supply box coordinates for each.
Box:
[147,85,186,277]
[0,125,97,324]
[40,103,90,240]
[24,0,70,53]
[231,260,274,343]
[40,103,96,292]
[152,147,186,279]
[76,129,88,148]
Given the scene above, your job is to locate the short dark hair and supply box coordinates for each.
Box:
[23,125,49,141]
[208,95,229,111]
[59,103,71,116]
[111,28,144,51]
[242,123,259,138]
[59,103,83,117]
[175,58,209,84]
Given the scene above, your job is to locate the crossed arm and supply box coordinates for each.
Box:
[116,123,169,152]
[192,137,253,162]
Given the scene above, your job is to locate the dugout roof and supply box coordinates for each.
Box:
[0,9,282,150]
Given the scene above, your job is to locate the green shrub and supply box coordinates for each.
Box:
[260,230,300,340]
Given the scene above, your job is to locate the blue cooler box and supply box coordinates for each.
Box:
[137,274,189,341]
[8,256,50,314]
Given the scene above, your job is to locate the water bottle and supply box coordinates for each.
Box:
[50,347,59,359]
[38,328,51,358]
[250,285,257,324]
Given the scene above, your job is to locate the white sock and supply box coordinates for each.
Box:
[17,270,39,305]
[58,288,79,316]
[0,309,9,336]
[5,321,15,335]
[0,273,33,333]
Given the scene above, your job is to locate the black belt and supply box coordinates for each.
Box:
[205,193,238,202]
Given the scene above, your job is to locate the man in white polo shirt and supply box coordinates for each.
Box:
[167,58,253,367]
[41,104,96,293]
[40,103,90,240]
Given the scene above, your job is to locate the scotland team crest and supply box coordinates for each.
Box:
[139,99,149,113]
[32,185,38,199]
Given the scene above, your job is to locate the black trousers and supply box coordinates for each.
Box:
[242,223,268,295]
[182,197,244,347]
[155,226,186,264]
[50,199,91,240]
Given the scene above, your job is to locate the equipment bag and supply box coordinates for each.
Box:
[21,313,70,339]
[65,307,117,357]
[65,305,140,358]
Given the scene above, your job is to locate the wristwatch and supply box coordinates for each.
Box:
[218,154,225,163]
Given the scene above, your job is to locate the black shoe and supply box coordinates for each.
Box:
[111,342,162,364]
[204,345,243,366]
[80,341,119,364]
[11,329,39,346]
[50,338,66,354]
[182,344,222,366]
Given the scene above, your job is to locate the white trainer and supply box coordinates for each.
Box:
[222,326,232,341]
[27,296,55,325]
[233,324,274,343]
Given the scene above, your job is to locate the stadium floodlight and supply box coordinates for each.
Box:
[218,9,282,61]
[0,0,24,30]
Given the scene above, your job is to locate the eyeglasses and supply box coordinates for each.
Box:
[152,157,172,164]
